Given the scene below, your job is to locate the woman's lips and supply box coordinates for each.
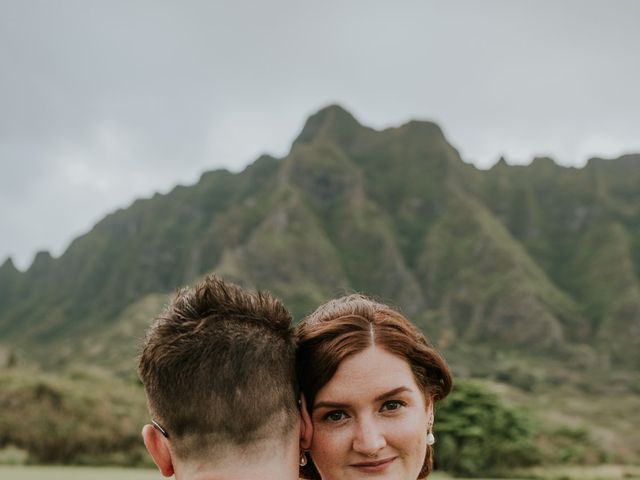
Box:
[350,456,396,473]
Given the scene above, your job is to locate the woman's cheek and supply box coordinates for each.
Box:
[312,425,350,465]
[385,415,427,450]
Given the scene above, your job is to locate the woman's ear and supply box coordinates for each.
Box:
[142,424,175,477]
[299,394,313,450]
[426,395,434,420]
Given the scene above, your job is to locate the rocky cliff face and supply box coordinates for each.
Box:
[1,105,639,369]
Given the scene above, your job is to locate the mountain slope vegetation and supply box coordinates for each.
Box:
[2,105,638,369]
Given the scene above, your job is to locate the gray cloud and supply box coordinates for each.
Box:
[1,0,639,269]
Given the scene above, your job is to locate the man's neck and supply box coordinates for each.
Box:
[175,436,300,480]
[188,462,297,480]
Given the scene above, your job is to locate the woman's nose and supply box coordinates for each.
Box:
[352,418,387,456]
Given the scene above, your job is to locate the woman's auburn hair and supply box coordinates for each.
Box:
[296,294,453,480]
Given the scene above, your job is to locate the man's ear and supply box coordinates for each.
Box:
[299,394,313,450]
[142,424,175,477]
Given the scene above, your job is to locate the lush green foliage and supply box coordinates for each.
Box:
[435,381,539,477]
[0,367,150,466]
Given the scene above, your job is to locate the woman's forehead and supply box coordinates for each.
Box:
[314,346,422,403]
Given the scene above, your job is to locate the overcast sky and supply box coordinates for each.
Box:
[1,0,639,270]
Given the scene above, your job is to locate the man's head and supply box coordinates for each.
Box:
[138,275,300,477]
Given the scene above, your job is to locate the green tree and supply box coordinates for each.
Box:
[434,380,540,477]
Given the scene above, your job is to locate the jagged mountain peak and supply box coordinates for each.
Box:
[531,156,560,168]
[29,250,53,271]
[491,156,509,169]
[395,118,447,142]
[293,104,365,147]
[0,257,17,274]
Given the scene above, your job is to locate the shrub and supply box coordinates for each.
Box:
[0,368,150,466]
[434,380,540,477]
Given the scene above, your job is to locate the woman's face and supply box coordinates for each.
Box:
[309,345,430,480]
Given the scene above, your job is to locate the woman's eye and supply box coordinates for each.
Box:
[324,410,348,422]
[381,400,405,412]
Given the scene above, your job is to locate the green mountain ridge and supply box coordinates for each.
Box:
[0,104,639,371]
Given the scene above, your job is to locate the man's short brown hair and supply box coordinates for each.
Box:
[138,275,298,460]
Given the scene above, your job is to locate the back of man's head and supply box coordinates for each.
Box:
[138,275,298,470]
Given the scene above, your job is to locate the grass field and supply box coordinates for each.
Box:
[0,466,512,480]
[1,465,639,479]
[0,466,163,479]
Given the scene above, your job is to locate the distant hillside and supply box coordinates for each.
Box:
[0,104,639,371]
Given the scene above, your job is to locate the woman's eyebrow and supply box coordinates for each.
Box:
[374,386,412,402]
[314,400,349,410]
[314,387,412,410]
